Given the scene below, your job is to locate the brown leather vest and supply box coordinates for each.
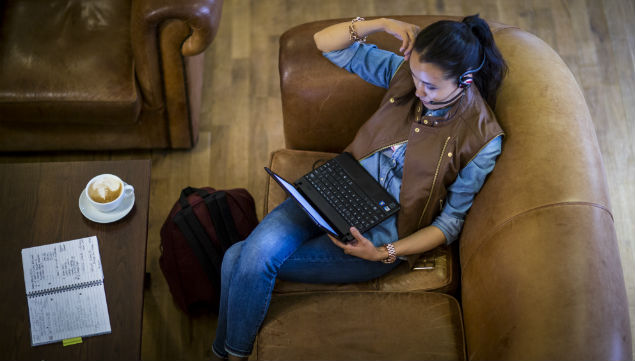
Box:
[345,64,504,242]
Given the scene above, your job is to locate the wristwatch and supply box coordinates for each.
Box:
[382,243,397,264]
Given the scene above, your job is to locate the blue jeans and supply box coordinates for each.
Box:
[212,199,401,358]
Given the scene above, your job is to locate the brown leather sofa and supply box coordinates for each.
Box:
[0,0,223,151]
[253,16,632,360]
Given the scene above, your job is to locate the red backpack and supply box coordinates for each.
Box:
[159,187,259,315]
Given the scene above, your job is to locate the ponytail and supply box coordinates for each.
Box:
[413,14,508,108]
[461,14,507,108]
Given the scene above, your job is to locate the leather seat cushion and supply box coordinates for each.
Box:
[267,149,458,294]
[0,0,140,125]
[256,291,465,360]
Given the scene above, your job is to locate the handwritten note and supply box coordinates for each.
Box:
[21,236,111,346]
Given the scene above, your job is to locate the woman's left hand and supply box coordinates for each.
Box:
[328,227,386,261]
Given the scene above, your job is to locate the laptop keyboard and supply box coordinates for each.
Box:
[306,160,393,231]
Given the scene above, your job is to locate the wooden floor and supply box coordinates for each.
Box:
[1,0,633,359]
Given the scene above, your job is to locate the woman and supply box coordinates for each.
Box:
[212,15,507,360]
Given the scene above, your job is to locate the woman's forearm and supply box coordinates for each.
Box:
[330,225,447,262]
[389,226,447,258]
[314,18,387,53]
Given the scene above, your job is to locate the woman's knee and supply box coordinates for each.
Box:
[221,242,243,280]
[220,199,317,279]
[264,198,312,228]
[221,238,278,281]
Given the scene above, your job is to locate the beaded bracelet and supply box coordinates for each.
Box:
[349,16,367,43]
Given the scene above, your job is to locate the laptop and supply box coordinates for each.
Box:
[265,152,399,243]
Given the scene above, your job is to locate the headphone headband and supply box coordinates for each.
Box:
[458,57,486,88]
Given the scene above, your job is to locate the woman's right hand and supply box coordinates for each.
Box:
[314,17,421,58]
[381,18,421,60]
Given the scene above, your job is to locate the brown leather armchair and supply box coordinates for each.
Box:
[254,16,632,360]
[0,0,223,151]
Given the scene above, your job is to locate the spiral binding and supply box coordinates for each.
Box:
[27,279,103,298]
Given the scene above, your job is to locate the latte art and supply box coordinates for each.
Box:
[88,175,123,203]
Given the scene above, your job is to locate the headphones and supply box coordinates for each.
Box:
[458,57,486,88]
[426,57,487,106]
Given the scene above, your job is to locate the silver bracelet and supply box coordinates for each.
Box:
[349,16,367,43]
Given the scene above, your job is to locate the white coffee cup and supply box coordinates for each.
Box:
[85,174,134,213]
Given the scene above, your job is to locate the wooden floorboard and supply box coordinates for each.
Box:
[0,0,633,359]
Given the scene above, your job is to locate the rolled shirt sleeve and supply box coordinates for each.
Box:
[431,135,503,244]
[323,42,404,89]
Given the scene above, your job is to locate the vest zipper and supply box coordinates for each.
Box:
[417,136,452,227]
[359,140,408,161]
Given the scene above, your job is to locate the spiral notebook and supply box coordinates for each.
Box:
[21,236,111,346]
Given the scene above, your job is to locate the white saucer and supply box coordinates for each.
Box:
[79,191,135,224]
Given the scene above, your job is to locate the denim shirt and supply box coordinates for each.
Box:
[324,42,502,245]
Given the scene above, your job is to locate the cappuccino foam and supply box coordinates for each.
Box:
[88,175,122,203]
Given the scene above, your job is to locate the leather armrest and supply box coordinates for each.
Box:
[458,27,632,359]
[132,0,223,56]
[130,0,223,107]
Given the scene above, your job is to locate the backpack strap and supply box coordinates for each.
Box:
[204,191,241,251]
[179,186,211,209]
[173,187,223,289]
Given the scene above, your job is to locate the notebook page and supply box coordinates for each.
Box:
[21,236,104,295]
[27,282,111,346]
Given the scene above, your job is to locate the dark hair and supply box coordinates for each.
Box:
[413,14,508,108]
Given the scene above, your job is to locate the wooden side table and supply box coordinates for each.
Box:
[0,160,151,360]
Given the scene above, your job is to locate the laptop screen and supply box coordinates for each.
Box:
[269,172,337,235]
